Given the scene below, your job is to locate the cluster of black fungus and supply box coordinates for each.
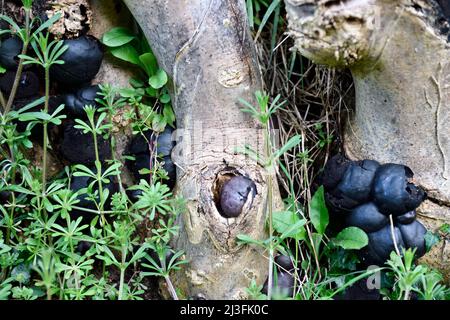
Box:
[323,155,427,265]
[126,126,176,190]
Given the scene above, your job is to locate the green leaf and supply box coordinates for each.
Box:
[0,65,5,74]
[18,112,52,122]
[160,93,171,104]
[102,27,135,47]
[110,44,140,65]
[424,231,440,252]
[163,104,175,127]
[139,52,158,77]
[309,186,329,235]
[152,114,166,132]
[149,68,168,89]
[272,211,306,240]
[332,227,369,250]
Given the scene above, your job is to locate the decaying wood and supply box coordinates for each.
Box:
[123,0,282,299]
[285,0,450,280]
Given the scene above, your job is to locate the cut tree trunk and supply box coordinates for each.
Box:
[123,0,281,299]
[285,0,450,280]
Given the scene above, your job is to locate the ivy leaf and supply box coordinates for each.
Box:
[110,44,140,65]
[332,227,369,250]
[102,27,135,47]
[309,186,329,235]
[149,68,168,89]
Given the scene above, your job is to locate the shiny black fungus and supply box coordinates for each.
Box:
[0,190,10,204]
[0,70,39,98]
[326,159,379,212]
[372,164,426,215]
[322,154,351,191]
[363,225,405,266]
[69,169,117,219]
[0,36,22,70]
[275,255,295,272]
[219,176,256,218]
[51,36,103,87]
[398,220,427,258]
[395,210,416,225]
[345,202,388,233]
[262,271,295,297]
[128,127,176,189]
[337,159,379,203]
[64,85,100,117]
[60,120,111,165]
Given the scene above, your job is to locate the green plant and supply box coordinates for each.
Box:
[382,248,450,300]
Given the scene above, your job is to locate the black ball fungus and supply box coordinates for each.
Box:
[64,85,100,118]
[345,202,388,233]
[363,225,405,266]
[325,158,379,213]
[372,164,426,215]
[398,220,427,258]
[0,70,39,98]
[51,36,103,87]
[0,36,22,70]
[275,255,295,272]
[322,154,351,191]
[219,175,256,218]
[337,159,379,202]
[60,120,111,165]
[127,126,176,189]
[395,210,416,225]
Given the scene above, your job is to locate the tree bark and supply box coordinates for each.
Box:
[285,0,450,279]
[123,0,281,299]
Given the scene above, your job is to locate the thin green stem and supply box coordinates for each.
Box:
[41,67,50,196]
[118,246,126,300]
[165,275,179,300]
[4,8,31,114]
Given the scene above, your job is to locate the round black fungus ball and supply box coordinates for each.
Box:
[0,36,22,70]
[127,126,176,189]
[326,159,379,213]
[275,255,295,272]
[395,210,416,225]
[219,176,256,218]
[70,170,117,220]
[372,164,426,215]
[0,190,11,204]
[76,241,93,255]
[322,154,351,191]
[337,159,379,202]
[398,220,427,258]
[363,225,405,266]
[51,36,103,87]
[64,85,100,118]
[129,127,175,158]
[262,271,295,297]
[346,202,389,233]
[60,120,111,165]
[0,70,39,98]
